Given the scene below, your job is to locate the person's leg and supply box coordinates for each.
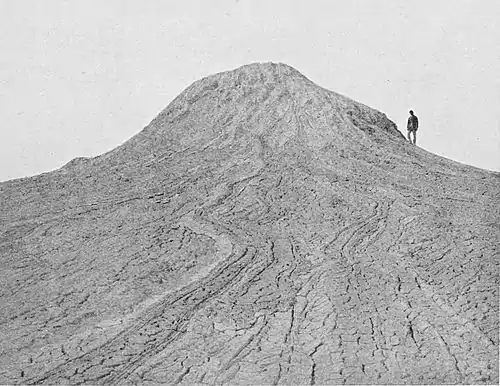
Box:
[413,131,417,145]
[407,130,412,143]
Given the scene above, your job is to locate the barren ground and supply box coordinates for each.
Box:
[1,63,498,385]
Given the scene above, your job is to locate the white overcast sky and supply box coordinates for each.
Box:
[1,0,499,181]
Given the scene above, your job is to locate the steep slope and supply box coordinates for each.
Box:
[0,62,498,385]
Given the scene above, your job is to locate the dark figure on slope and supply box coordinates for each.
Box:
[407,110,419,145]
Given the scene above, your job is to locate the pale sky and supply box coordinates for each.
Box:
[1,0,499,181]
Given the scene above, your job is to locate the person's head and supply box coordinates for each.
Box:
[409,110,414,115]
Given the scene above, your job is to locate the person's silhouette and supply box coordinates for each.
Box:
[407,110,419,145]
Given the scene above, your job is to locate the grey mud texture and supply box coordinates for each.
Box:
[0,63,498,385]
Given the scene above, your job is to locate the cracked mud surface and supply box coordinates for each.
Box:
[1,63,498,384]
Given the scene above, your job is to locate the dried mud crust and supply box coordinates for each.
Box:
[6,185,498,385]
[0,62,498,385]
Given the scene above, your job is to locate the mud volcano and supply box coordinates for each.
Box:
[1,63,498,384]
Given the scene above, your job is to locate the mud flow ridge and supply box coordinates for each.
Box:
[1,62,498,385]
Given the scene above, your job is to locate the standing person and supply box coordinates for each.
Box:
[407,110,419,144]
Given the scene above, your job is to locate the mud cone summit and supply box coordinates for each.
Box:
[0,62,498,384]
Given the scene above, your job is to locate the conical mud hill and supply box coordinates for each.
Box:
[1,62,498,384]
